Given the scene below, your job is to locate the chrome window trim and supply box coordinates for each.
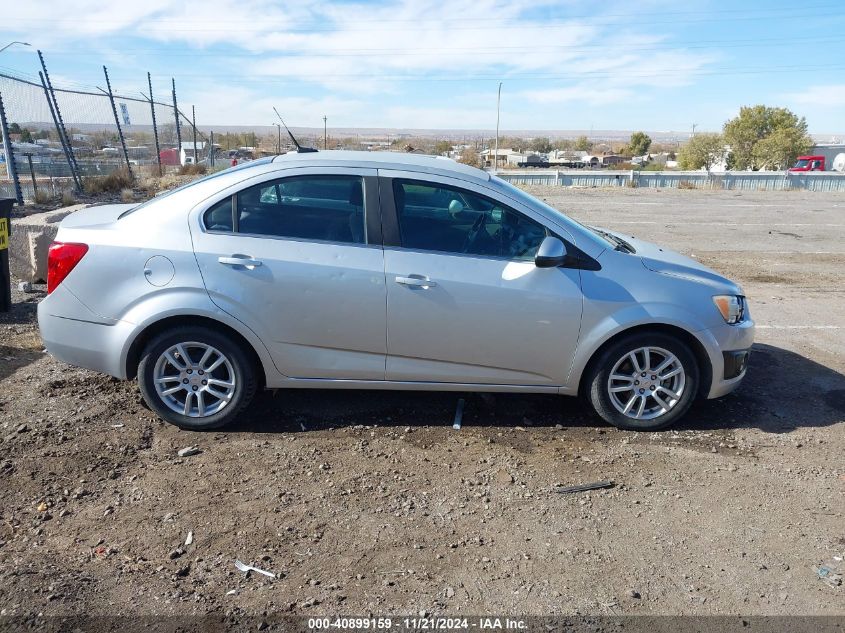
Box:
[197,171,372,246]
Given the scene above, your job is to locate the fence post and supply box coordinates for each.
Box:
[209,130,214,168]
[172,78,182,154]
[102,66,133,181]
[38,72,81,192]
[38,50,81,190]
[147,73,162,177]
[192,105,197,166]
[0,92,23,204]
[24,154,37,197]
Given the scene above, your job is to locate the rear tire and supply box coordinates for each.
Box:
[585,332,699,431]
[138,326,257,430]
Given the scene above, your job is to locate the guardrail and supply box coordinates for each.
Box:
[496,170,845,192]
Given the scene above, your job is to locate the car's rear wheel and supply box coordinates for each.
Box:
[585,332,699,431]
[138,326,256,430]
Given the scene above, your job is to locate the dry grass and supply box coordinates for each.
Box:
[677,180,697,190]
[120,188,136,203]
[61,191,77,206]
[84,168,134,195]
[33,189,52,205]
[178,164,207,176]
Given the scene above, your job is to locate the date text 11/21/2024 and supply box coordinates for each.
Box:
[307,618,528,630]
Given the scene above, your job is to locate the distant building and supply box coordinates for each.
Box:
[601,155,630,167]
[180,140,206,165]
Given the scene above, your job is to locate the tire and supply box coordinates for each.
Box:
[138,326,257,430]
[585,332,699,431]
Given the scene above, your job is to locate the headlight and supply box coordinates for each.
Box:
[713,295,746,324]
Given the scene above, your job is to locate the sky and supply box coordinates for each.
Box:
[1,0,845,136]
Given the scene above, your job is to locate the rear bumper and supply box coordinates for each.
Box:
[37,286,132,379]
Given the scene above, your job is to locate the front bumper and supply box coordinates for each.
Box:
[700,317,755,399]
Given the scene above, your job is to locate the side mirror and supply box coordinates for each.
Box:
[534,236,567,268]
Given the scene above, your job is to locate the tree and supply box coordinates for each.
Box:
[626,131,652,156]
[574,135,591,151]
[434,140,452,156]
[457,147,480,167]
[722,105,812,170]
[530,136,552,153]
[678,133,727,171]
[751,127,813,170]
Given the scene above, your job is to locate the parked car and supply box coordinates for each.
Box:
[38,151,753,431]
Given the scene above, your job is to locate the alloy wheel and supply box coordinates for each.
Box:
[606,346,686,421]
[153,341,237,417]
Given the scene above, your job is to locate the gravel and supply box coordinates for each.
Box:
[0,188,842,618]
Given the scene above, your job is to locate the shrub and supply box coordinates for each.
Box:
[33,189,52,205]
[678,180,697,190]
[61,191,77,206]
[120,188,136,203]
[85,168,133,195]
[178,164,207,176]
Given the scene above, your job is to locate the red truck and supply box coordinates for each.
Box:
[788,145,845,172]
[789,155,825,172]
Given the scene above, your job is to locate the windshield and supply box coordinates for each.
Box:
[491,176,617,248]
[793,159,809,168]
[119,157,276,218]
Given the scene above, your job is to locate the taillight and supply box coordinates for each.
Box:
[47,242,89,294]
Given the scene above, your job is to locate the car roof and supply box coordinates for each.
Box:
[270,150,491,184]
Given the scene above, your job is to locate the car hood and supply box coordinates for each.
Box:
[600,228,743,294]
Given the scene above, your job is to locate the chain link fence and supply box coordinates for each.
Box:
[0,62,212,202]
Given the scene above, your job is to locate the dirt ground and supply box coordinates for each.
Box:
[0,187,843,622]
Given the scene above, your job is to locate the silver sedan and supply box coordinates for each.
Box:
[38,151,754,431]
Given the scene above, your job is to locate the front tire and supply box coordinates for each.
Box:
[585,332,699,431]
[138,326,257,430]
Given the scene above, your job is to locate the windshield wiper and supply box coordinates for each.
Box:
[590,227,636,253]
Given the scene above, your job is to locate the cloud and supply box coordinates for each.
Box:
[781,84,845,108]
[3,0,718,128]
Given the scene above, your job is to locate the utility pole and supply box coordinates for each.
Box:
[494,82,502,172]
[323,115,327,150]
[691,123,697,138]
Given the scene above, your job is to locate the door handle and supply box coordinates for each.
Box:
[219,255,263,268]
[395,275,437,288]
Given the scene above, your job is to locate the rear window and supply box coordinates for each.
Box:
[118,157,275,218]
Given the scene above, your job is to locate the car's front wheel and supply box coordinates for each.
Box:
[138,326,257,430]
[585,332,699,431]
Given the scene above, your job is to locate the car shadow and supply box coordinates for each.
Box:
[230,342,843,434]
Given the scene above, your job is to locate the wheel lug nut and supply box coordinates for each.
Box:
[639,388,645,394]
[650,385,656,391]
[651,375,657,380]
[182,378,189,384]
[192,386,198,391]
[201,380,207,385]
[634,380,640,385]
[641,372,646,377]
[198,370,204,375]
[187,369,193,374]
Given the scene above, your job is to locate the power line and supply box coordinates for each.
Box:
[145,63,845,82]
[16,2,842,27]
[41,35,845,58]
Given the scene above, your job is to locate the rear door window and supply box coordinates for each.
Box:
[235,175,366,244]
